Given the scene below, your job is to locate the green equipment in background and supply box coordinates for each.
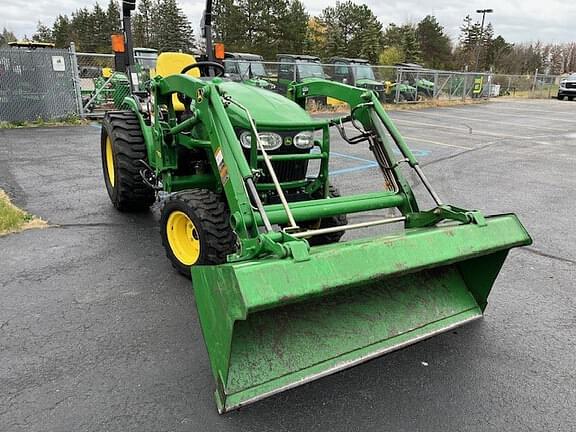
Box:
[101,0,532,413]
[327,57,385,101]
[223,52,276,90]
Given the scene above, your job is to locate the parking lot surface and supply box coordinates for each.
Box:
[1,99,575,431]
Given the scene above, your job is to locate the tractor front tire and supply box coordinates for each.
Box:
[101,111,155,212]
[304,184,348,247]
[160,190,237,278]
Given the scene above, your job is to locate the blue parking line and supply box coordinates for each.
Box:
[330,163,379,176]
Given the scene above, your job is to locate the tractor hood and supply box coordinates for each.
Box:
[356,78,384,88]
[218,81,314,129]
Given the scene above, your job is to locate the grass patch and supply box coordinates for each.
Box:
[0,115,88,129]
[0,190,47,236]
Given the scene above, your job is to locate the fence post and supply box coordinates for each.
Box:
[395,68,402,103]
[462,74,467,101]
[433,71,439,99]
[531,68,538,97]
[69,42,84,118]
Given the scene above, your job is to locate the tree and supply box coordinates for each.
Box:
[416,15,451,69]
[303,17,327,56]
[133,0,156,48]
[383,23,422,64]
[52,15,71,48]
[105,0,122,37]
[319,1,383,63]
[0,28,17,47]
[485,35,511,71]
[379,46,404,65]
[91,3,110,52]
[32,22,54,43]
[278,0,309,55]
[154,0,195,52]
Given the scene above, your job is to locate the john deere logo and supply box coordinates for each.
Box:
[196,88,205,103]
[284,137,293,146]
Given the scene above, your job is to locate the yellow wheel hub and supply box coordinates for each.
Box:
[105,136,115,187]
[166,211,201,265]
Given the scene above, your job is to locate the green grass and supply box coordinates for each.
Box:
[0,115,87,129]
[0,190,46,235]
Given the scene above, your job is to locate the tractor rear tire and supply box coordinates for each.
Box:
[304,184,348,247]
[160,190,237,278]
[101,111,155,212]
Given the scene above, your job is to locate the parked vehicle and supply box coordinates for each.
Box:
[223,52,275,90]
[327,57,385,100]
[276,54,327,106]
[557,73,576,100]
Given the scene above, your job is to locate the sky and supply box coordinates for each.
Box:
[1,0,575,44]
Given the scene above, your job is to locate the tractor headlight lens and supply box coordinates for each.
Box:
[293,131,314,149]
[240,131,282,151]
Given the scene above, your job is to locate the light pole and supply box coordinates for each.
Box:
[474,8,493,71]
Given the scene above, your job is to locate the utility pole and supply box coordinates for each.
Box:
[474,8,493,72]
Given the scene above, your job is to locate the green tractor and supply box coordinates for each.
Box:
[276,53,328,107]
[327,57,385,100]
[223,52,276,90]
[384,80,418,102]
[396,63,436,99]
[83,45,158,113]
[101,0,532,413]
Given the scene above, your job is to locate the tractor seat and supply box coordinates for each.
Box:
[152,52,200,111]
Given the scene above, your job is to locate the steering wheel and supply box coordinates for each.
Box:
[181,61,225,77]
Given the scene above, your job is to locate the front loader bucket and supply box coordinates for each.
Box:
[192,214,531,413]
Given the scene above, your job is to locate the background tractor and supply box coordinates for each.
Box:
[276,53,328,107]
[100,0,532,414]
[223,52,276,90]
[327,57,385,101]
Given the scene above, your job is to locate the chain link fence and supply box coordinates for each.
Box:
[0,46,80,123]
[0,44,561,123]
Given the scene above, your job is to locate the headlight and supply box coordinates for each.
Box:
[239,131,282,151]
[294,131,314,149]
[560,81,567,88]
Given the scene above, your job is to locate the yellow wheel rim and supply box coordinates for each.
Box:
[105,136,115,187]
[166,211,201,265]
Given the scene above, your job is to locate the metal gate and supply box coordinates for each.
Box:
[0,46,79,122]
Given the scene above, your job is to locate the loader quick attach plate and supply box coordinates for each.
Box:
[192,214,531,413]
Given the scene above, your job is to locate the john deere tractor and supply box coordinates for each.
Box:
[276,54,328,107]
[101,0,532,413]
[223,52,275,90]
[327,57,385,100]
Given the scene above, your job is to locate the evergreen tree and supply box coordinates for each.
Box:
[32,22,54,43]
[91,3,110,52]
[416,15,451,69]
[277,1,309,55]
[105,0,122,38]
[155,0,195,52]
[0,28,17,47]
[383,24,421,64]
[133,0,157,48]
[52,15,71,48]
[319,1,383,63]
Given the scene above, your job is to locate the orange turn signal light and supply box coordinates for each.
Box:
[111,34,125,53]
[214,43,225,60]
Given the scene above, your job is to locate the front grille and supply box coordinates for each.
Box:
[566,82,576,89]
[240,139,311,184]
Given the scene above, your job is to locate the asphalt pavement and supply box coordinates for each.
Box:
[1,99,575,431]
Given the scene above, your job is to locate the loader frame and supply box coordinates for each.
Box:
[124,74,493,264]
